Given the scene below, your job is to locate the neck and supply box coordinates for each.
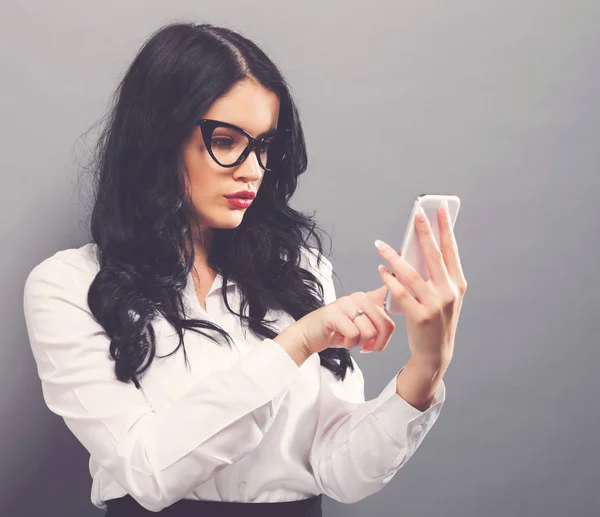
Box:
[191,225,214,272]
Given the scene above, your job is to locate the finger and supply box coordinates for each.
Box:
[374,239,435,305]
[413,206,450,285]
[327,304,363,349]
[351,292,395,352]
[367,266,405,314]
[438,200,466,283]
[336,297,378,349]
[365,284,388,307]
[349,310,379,349]
[369,285,405,315]
[378,264,425,318]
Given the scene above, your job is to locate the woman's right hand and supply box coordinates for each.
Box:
[273,286,396,365]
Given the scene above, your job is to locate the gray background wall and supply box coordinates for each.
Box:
[2,1,599,516]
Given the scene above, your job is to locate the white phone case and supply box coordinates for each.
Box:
[383,194,461,314]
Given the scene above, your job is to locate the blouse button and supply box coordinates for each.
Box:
[238,482,247,495]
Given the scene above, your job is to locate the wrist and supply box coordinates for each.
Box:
[273,328,314,367]
[409,352,451,376]
[395,355,448,411]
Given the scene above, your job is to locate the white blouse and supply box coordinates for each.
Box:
[23,243,445,513]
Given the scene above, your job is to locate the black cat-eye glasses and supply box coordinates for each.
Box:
[197,119,289,172]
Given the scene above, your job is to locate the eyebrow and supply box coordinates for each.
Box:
[203,117,280,139]
[255,127,278,139]
[227,122,278,139]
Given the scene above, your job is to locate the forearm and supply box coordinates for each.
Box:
[396,355,449,411]
[275,328,450,414]
[273,327,313,367]
[311,355,447,504]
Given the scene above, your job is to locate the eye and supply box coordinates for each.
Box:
[211,137,234,148]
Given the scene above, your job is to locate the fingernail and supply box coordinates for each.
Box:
[360,349,373,354]
[416,206,426,221]
[374,239,389,251]
[441,199,449,214]
[377,264,390,274]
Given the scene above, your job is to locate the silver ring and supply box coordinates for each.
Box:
[352,308,365,321]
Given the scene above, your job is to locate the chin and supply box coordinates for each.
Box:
[199,211,246,229]
[219,218,244,229]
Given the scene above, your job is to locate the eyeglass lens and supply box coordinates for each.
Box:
[209,126,276,169]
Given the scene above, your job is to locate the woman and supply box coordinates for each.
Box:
[23,22,466,517]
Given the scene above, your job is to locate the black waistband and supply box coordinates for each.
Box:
[105,494,323,517]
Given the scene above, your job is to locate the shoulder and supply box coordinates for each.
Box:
[24,242,100,303]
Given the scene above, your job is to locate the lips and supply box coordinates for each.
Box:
[225,197,253,209]
[224,191,256,199]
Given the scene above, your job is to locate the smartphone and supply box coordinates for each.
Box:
[383,194,461,314]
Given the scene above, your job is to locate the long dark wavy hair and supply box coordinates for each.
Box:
[85,22,354,389]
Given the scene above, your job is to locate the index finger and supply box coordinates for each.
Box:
[366,284,388,307]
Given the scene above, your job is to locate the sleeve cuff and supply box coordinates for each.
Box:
[371,369,446,455]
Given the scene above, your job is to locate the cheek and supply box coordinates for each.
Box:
[184,148,219,195]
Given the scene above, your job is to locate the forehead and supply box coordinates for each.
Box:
[203,79,281,136]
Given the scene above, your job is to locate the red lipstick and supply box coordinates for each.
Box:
[224,190,255,209]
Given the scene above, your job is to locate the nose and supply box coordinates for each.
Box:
[233,150,263,182]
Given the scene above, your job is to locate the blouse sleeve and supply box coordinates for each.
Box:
[307,250,446,504]
[23,255,302,512]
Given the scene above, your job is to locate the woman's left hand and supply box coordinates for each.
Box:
[372,200,467,370]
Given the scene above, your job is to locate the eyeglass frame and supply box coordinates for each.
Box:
[196,118,289,171]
